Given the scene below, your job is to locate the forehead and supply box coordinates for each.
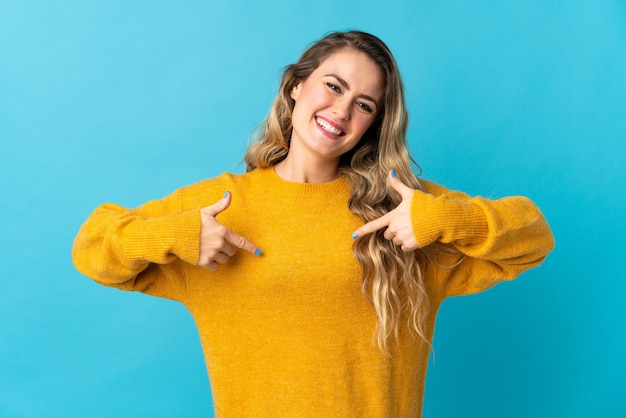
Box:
[314,49,384,100]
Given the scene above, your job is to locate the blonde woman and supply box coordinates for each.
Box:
[73,31,554,417]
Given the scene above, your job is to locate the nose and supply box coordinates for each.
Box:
[332,97,351,121]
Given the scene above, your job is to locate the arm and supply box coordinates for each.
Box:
[72,178,262,301]
[71,188,201,301]
[352,171,554,297]
[416,179,554,296]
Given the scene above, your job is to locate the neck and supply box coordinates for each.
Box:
[274,152,341,184]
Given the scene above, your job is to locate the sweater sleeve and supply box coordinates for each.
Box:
[415,180,555,297]
[71,186,203,303]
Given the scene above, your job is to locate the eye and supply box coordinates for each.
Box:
[357,102,374,114]
[326,82,341,93]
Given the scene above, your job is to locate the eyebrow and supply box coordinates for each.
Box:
[325,73,380,109]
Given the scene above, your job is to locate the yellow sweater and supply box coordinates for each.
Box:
[72,167,554,417]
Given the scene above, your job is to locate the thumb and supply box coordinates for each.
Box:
[389,169,414,200]
[203,191,232,217]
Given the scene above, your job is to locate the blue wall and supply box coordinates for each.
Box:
[1,1,624,417]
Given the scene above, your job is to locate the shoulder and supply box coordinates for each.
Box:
[417,178,442,195]
[417,178,458,197]
[173,170,263,209]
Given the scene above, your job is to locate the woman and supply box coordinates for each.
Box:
[73,31,554,417]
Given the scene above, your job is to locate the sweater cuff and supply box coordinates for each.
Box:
[410,191,489,247]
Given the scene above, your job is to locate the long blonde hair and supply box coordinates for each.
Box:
[245,31,432,354]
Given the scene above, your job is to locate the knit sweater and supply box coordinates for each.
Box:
[72,167,554,417]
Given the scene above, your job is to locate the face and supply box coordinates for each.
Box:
[289,49,385,165]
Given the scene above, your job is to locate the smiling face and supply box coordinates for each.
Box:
[288,49,385,167]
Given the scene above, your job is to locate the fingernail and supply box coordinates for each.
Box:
[352,232,358,239]
[255,248,263,256]
[391,169,397,178]
[223,191,230,199]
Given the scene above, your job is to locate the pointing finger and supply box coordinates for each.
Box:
[225,229,262,256]
[351,213,390,239]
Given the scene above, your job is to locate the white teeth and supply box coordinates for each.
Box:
[316,117,344,136]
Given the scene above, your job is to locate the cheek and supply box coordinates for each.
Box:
[353,116,375,136]
[301,84,332,108]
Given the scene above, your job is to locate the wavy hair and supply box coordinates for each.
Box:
[245,31,437,354]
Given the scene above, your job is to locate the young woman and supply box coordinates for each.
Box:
[73,31,554,417]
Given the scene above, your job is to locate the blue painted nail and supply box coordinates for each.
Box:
[352,232,358,239]
[391,169,397,178]
[223,191,230,199]
[255,249,263,256]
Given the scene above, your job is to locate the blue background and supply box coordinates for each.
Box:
[1,1,625,417]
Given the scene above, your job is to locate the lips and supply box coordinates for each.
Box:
[316,116,346,137]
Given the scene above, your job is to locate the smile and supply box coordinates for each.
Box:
[316,117,345,137]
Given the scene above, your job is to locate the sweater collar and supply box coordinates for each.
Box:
[254,166,351,196]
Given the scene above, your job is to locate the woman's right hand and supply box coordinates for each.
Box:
[198,191,261,271]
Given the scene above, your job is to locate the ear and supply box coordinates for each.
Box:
[290,82,302,101]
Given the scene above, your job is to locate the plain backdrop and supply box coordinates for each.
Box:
[1,1,625,417]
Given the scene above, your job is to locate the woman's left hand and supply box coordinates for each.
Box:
[351,170,419,252]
